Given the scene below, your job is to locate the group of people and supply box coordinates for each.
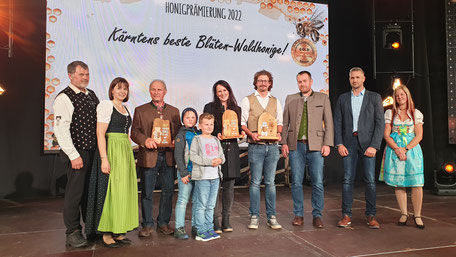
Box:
[53,61,425,248]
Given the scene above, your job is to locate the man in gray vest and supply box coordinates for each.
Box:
[241,70,283,230]
[53,61,99,247]
[281,71,334,228]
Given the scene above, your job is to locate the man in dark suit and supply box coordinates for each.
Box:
[333,67,385,229]
[131,79,181,237]
[281,71,334,228]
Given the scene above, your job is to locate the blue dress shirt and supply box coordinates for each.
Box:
[351,88,365,132]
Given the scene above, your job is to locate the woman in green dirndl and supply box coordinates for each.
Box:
[86,77,138,247]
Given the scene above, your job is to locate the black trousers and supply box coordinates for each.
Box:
[62,149,95,234]
[214,178,236,218]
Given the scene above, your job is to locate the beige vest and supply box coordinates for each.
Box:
[247,93,278,133]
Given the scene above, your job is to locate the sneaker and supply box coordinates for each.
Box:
[267,215,282,230]
[248,215,259,229]
[208,230,221,240]
[337,215,352,228]
[174,227,189,240]
[367,216,380,229]
[195,231,212,242]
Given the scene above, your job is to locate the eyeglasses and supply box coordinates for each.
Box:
[257,80,270,84]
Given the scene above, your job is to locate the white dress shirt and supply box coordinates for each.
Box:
[240,91,283,126]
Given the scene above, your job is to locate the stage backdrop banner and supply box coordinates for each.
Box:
[44,0,329,151]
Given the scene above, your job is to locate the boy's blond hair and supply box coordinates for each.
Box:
[199,113,214,123]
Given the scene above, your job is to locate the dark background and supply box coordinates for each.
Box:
[0,0,454,199]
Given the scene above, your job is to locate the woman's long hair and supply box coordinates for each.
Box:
[392,85,416,123]
[212,80,238,110]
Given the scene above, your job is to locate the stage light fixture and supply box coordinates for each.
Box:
[0,84,5,96]
[392,77,402,90]
[434,162,456,195]
[444,162,455,173]
[382,96,394,107]
[383,24,402,50]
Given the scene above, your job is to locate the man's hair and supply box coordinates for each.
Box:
[199,113,214,123]
[67,61,88,74]
[349,67,364,76]
[149,79,167,91]
[297,71,312,79]
[253,70,273,91]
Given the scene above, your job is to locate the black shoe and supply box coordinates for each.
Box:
[66,230,88,248]
[214,216,222,234]
[114,237,131,245]
[397,213,409,226]
[191,226,198,238]
[413,216,425,229]
[102,240,120,248]
[222,215,233,232]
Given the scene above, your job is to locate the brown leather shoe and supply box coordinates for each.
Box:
[312,217,324,228]
[337,215,352,227]
[292,216,304,226]
[367,216,380,229]
[138,227,152,237]
[157,224,174,235]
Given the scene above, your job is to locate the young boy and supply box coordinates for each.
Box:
[174,108,201,240]
[189,113,225,241]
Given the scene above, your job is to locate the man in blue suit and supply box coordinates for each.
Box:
[333,67,385,229]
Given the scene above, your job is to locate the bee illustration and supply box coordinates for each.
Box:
[294,10,325,43]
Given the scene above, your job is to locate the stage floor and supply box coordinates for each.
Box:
[1,183,455,257]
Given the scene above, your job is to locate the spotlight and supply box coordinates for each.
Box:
[433,162,456,195]
[444,162,455,173]
[392,77,402,90]
[0,84,5,96]
[382,96,394,107]
[383,24,402,50]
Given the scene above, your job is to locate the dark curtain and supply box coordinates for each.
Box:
[328,0,454,187]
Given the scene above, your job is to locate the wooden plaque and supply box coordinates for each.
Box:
[257,112,279,140]
[151,118,173,147]
[221,110,243,140]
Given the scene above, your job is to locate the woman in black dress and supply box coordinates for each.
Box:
[203,80,244,233]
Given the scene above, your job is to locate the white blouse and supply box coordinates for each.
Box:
[96,100,130,124]
[384,109,424,133]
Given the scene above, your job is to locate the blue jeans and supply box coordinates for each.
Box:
[174,172,196,229]
[289,142,324,218]
[194,179,220,233]
[342,142,377,217]
[248,144,280,219]
[139,152,175,228]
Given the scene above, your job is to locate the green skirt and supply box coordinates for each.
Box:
[98,133,138,234]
